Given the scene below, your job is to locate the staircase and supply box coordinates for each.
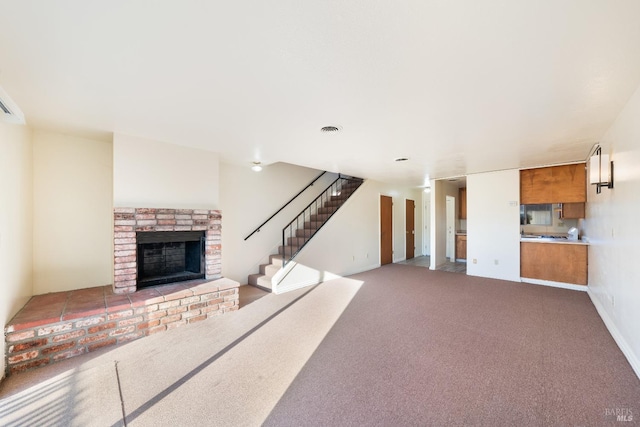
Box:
[248,176,363,293]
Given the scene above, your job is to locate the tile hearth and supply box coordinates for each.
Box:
[5,278,239,376]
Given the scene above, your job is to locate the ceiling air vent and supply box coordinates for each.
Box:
[320,125,341,133]
[0,86,26,124]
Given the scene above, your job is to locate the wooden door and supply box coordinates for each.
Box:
[380,195,393,265]
[405,199,415,260]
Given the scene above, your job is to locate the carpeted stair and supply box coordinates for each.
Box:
[248,179,362,292]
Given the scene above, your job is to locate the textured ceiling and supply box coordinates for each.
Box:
[1,0,639,186]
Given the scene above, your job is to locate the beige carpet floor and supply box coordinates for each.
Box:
[1,264,639,426]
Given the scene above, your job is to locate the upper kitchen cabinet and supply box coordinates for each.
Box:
[459,187,467,219]
[520,163,586,204]
[520,168,552,204]
[551,163,586,202]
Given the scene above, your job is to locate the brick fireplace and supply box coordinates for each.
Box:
[114,208,222,294]
[3,208,233,376]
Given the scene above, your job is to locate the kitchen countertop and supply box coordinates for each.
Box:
[520,236,589,245]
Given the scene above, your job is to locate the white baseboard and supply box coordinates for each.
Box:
[520,277,587,292]
[350,262,381,275]
[587,289,640,380]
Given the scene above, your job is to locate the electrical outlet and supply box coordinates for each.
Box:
[611,295,615,307]
[473,259,477,264]
[494,259,499,265]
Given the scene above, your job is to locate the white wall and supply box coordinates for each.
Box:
[584,83,640,377]
[466,170,521,282]
[282,179,423,283]
[219,162,336,283]
[32,131,113,293]
[0,123,33,379]
[113,134,219,209]
[422,191,431,256]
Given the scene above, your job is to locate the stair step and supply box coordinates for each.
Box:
[309,213,330,222]
[317,206,337,215]
[303,220,323,229]
[248,273,263,287]
[279,245,300,257]
[256,276,273,291]
[295,228,315,238]
[259,263,281,277]
[340,182,360,191]
[269,254,284,267]
[323,200,343,208]
[287,236,308,246]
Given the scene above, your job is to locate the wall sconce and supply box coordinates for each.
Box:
[589,146,614,194]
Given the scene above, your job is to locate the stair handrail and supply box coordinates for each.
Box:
[281,174,364,266]
[244,171,327,240]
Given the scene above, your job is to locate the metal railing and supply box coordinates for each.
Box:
[281,174,363,266]
[244,171,327,240]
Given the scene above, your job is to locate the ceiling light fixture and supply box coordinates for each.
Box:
[394,157,409,162]
[251,162,263,172]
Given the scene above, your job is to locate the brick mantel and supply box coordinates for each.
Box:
[113,208,222,294]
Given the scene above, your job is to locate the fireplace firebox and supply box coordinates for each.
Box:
[113,208,221,294]
[136,231,206,288]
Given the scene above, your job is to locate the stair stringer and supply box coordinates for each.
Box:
[270,179,368,294]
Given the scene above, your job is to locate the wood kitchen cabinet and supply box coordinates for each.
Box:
[551,164,586,202]
[561,202,585,219]
[456,234,467,260]
[520,168,552,204]
[520,163,586,204]
[521,242,587,285]
[459,188,467,219]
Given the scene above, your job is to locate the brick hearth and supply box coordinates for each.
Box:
[114,208,222,293]
[5,278,239,376]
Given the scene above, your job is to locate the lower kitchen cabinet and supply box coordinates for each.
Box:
[456,235,467,260]
[520,242,587,285]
